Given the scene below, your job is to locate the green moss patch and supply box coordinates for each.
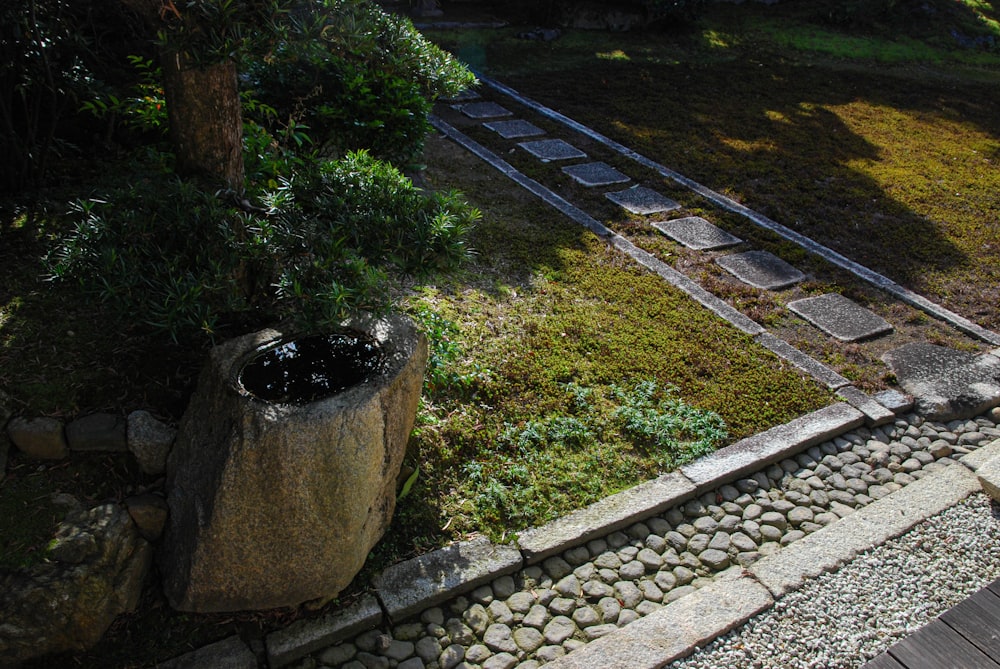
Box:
[374,134,831,551]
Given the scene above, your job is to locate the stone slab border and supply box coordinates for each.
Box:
[543,447,995,669]
[473,73,1000,347]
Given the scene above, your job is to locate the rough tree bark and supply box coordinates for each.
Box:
[119,0,245,190]
[159,49,245,190]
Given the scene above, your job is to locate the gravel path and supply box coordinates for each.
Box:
[669,492,1000,669]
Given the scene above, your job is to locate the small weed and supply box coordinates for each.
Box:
[611,380,728,468]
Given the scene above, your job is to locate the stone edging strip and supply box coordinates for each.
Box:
[542,444,996,669]
[473,73,1000,347]
[264,402,874,667]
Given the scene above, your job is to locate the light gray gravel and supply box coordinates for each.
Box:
[668,493,1000,669]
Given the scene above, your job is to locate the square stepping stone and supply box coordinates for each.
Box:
[518,139,587,162]
[605,186,681,215]
[788,293,894,342]
[715,250,805,290]
[652,216,742,251]
[460,101,513,119]
[562,162,631,187]
[483,119,546,139]
[441,88,481,102]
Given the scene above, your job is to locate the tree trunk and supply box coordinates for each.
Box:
[160,50,245,190]
[118,0,245,190]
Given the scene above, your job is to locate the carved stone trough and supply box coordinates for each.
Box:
[158,314,427,612]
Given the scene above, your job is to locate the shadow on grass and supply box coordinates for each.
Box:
[426,4,1000,330]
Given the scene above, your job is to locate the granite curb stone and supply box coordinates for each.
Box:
[266,594,382,667]
[542,576,773,669]
[748,462,980,597]
[753,333,851,389]
[680,402,865,491]
[836,385,896,426]
[158,635,257,669]
[873,389,914,414]
[516,472,696,563]
[957,437,1000,472]
[974,450,1000,502]
[374,536,523,622]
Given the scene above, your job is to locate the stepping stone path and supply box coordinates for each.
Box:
[715,250,806,290]
[433,83,1000,358]
[605,186,681,215]
[652,216,742,251]
[298,412,1000,669]
[788,293,894,342]
[441,89,481,103]
[484,119,547,139]
[518,139,588,162]
[460,101,514,119]
[562,162,631,188]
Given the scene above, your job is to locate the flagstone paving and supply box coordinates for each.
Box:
[788,293,894,343]
[459,101,514,119]
[517,139,587,162]
[715,250,806,291]
[561,162,631,188]
[483,119,546,139]
[605,186,681,215]
[651,216,742,251]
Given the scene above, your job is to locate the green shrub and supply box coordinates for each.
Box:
[46,151,479,342]
[244,0,477,166]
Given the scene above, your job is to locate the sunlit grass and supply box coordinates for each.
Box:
[747,17,996,64]
[596,49,630,61]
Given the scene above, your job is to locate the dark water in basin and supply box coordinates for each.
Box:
[237,331,385,404]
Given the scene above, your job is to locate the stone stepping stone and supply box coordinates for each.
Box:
[605,186,681,215]
[460,101,513,119]
[715,250,805,290]
[518,139,587,162]
[562,162,631,187]
[441,89,481,102]
[652,216,742,250]
[484,119,546,139]
[788,293,893,342]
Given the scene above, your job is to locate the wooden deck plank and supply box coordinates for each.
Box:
[940,586,1000,659]
[860,651,908,669]
[888,619,1000,669]
[985,578,1000,600]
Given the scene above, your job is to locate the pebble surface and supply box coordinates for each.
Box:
[669,492,1000,669]
[300,411,1000,669]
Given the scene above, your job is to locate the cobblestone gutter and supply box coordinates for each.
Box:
[207,401,1000,669]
